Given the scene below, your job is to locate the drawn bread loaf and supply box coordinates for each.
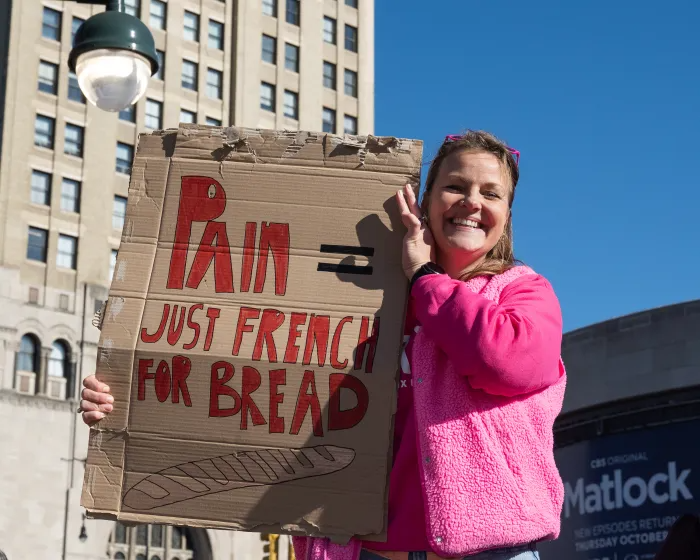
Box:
[122,445,355,510]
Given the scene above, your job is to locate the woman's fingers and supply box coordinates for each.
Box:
[83,374,110,394]
[82,410,106,425]
[404,184,422,218]
[396,188,421,232]
[81,386,113,404]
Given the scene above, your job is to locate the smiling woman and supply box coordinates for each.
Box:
[420,131,521,281]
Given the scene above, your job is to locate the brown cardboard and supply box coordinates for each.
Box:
[81,125,423,542]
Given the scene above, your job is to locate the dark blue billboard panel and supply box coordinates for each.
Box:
[539,420,700,560]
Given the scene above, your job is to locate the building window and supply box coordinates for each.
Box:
[47,340,71,400]
[260,82,275,112]
[182,60,198,91]
[323,62,336,90]
[38,61,58,94]
[345,0,358,7]
[27,227,48,263]
[71,17,85,45]
[30,170,52,206]
[145,99,163,129]
[284,43,299,72]
[283,90,298,120]
[110,249,118,281]
[42,7,62,41]
[116,143,133,174]
[206,69,223,99]
[61,178,81,213]
[322,107,336,133]
[113,196,128,230]
[150,0,167,30]
[286,0,300,25]
[262,34,276,64]
[180,109,196,124]
[344,114,358,135]
[64,124,84,157]
[206,116,222,126]
[48,340,70,379]
[35,115,55,149]
[323,17,336,44]
[57,234,77,269]
[68,72,85,103]
[262,0,277,17]
[17,334,40,373]
[124,0,140,17]
[344,69,358,97]
[119,104,136,123]
[107,524,195,560]
[345,24,358,52]
[183,11,199,42]
[208,20,224,50]
[154,50,165,80]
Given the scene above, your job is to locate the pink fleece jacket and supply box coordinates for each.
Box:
[293,266,566,560]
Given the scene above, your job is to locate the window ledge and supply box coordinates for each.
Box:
[0,388,75,411]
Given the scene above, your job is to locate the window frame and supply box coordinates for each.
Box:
[145,98,163,130]
[344,69,358,97]
[42,7,62,42]
[183,10,200,42]
[323,17,337,44]
[345,24,358,52]
[34,114,55,150]
[64,123,85,158]
[149,0,167,30]
[180,109,196,124]
[181,59,199,91]
[56,234,78,270]
[38,60,59,95]
[344,114,358,135]
[322,107,336,134]
[323,61,337,90]
[260,82,276,112]
[208,19,224,50]
[206,68,223,100]
[262,34,277,65]
[27,227,48,263]
[116,143,134,175]
[284,43,299,72]
[60,178,81,213]
[285,0,300,26]
[112,195,128,230]
[262,0,277,17]
[283,90,298,120]
[30,170,52,206]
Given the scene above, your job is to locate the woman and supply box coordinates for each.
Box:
[80,131,566,560]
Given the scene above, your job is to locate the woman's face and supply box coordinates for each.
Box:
[427,150,511,270]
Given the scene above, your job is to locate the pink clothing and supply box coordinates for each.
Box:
[362,301,430,551]
[293,266,566,560]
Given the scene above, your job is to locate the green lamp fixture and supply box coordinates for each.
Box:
[68,0,159,112]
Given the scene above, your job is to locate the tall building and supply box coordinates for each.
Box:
[0,0,374,558]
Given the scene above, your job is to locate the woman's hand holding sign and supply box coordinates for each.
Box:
[80,375,113,425]
[396,184,434,281]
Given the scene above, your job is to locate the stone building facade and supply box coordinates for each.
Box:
[0,0,373,558]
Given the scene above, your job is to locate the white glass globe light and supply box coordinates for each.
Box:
[75,49,151,112]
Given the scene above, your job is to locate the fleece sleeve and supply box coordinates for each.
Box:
[411,273,563,397]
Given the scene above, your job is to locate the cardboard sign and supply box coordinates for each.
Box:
[82,126,423,542]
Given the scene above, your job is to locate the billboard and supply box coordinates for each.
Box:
[540,419,700,560]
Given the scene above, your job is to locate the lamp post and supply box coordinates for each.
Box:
[68,0,159,112]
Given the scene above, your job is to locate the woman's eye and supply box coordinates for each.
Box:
[484,191,501,199]
[444,185,461,192]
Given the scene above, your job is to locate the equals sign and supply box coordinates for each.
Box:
[317,244,374,275]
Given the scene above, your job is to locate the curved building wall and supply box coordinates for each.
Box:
[540,299,700,560]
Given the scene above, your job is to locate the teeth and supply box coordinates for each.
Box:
[452,218,481,228]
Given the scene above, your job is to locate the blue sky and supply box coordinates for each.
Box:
[374,0,700,332]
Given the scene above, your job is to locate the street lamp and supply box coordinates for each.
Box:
[68,0,159,112]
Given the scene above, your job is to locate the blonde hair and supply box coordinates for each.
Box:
[421,130,521,281]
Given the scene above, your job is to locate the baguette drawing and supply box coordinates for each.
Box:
[122,445,355,510]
